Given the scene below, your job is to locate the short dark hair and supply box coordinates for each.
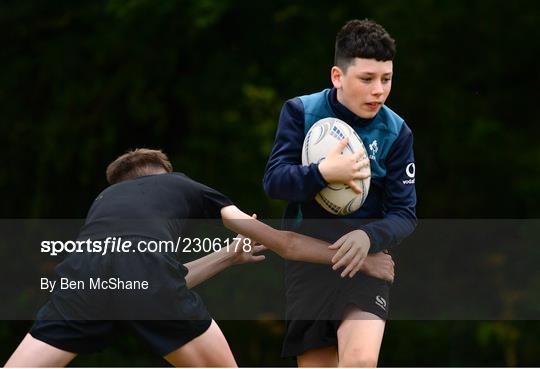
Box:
[334,19,396,70]
[106,148,173,184]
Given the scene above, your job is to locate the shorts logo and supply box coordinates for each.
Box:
[403,162,415,184]
[375,295,387,311]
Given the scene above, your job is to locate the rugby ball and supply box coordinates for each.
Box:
[302,118,370,215]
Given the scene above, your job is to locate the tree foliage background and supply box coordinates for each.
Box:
[1,0,539,366]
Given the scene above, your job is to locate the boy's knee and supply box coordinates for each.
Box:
[339,349,378,367]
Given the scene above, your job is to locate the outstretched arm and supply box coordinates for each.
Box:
[221,205,332,263]
[220,205,394,280]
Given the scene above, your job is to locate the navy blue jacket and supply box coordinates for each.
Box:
[263,88,417,252]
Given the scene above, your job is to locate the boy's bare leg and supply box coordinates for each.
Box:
[297,345,338,367]
[337,307,386,367]
[164,320,237,367]
[5,333,77,367]
[297,309,385,368]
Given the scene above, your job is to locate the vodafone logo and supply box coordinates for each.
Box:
[403,163,415,184]
[406,163,415,178]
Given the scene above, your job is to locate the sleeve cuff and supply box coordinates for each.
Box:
[311,163,328,187]
[358,226,381,254]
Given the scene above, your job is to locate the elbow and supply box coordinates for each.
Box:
[263,166,294,200]
[400,213,417,240]
[262,171,274,197]
[411,217,418,231]
[262,181,273,198]
[395,206,417,234]
[408,210,418,232]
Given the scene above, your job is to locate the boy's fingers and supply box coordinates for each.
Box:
[252,245,267,253]
[338,256,355,277]
[331,239,350,264]
[340,254,359,278]
[332,249,344,265]
[348,180,362,194]
[328,244,339,250]
[332,247,348,266]
[350,256,366,278]
[328,234,347,250]
[332,137,349,154]
[344,253,363,278]
[333,245,356,271]
[349,264,362,278]
[353,171,370,180]
[353,150,364,161]
[354,158,370,169]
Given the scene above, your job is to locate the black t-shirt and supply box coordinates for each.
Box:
[77,172,233,241]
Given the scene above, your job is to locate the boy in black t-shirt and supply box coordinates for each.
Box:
[6,148,394,367]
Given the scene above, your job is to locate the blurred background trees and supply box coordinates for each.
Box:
[1,0,539,366]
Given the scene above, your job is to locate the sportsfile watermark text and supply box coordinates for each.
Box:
[41,237,253,256]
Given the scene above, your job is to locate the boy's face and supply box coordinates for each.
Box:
[331,58,393,119]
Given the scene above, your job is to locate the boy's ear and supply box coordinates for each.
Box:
[331,66,344,89]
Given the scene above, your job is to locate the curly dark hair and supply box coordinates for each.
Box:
[335,19,396,70]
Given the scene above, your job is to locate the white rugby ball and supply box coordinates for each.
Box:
[302,118,370,215]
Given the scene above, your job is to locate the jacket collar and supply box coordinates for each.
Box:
[328,87,375,128]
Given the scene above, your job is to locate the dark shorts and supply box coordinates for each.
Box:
[282,260,390,357]
[30,308,211,356]
[30,236,212,356]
